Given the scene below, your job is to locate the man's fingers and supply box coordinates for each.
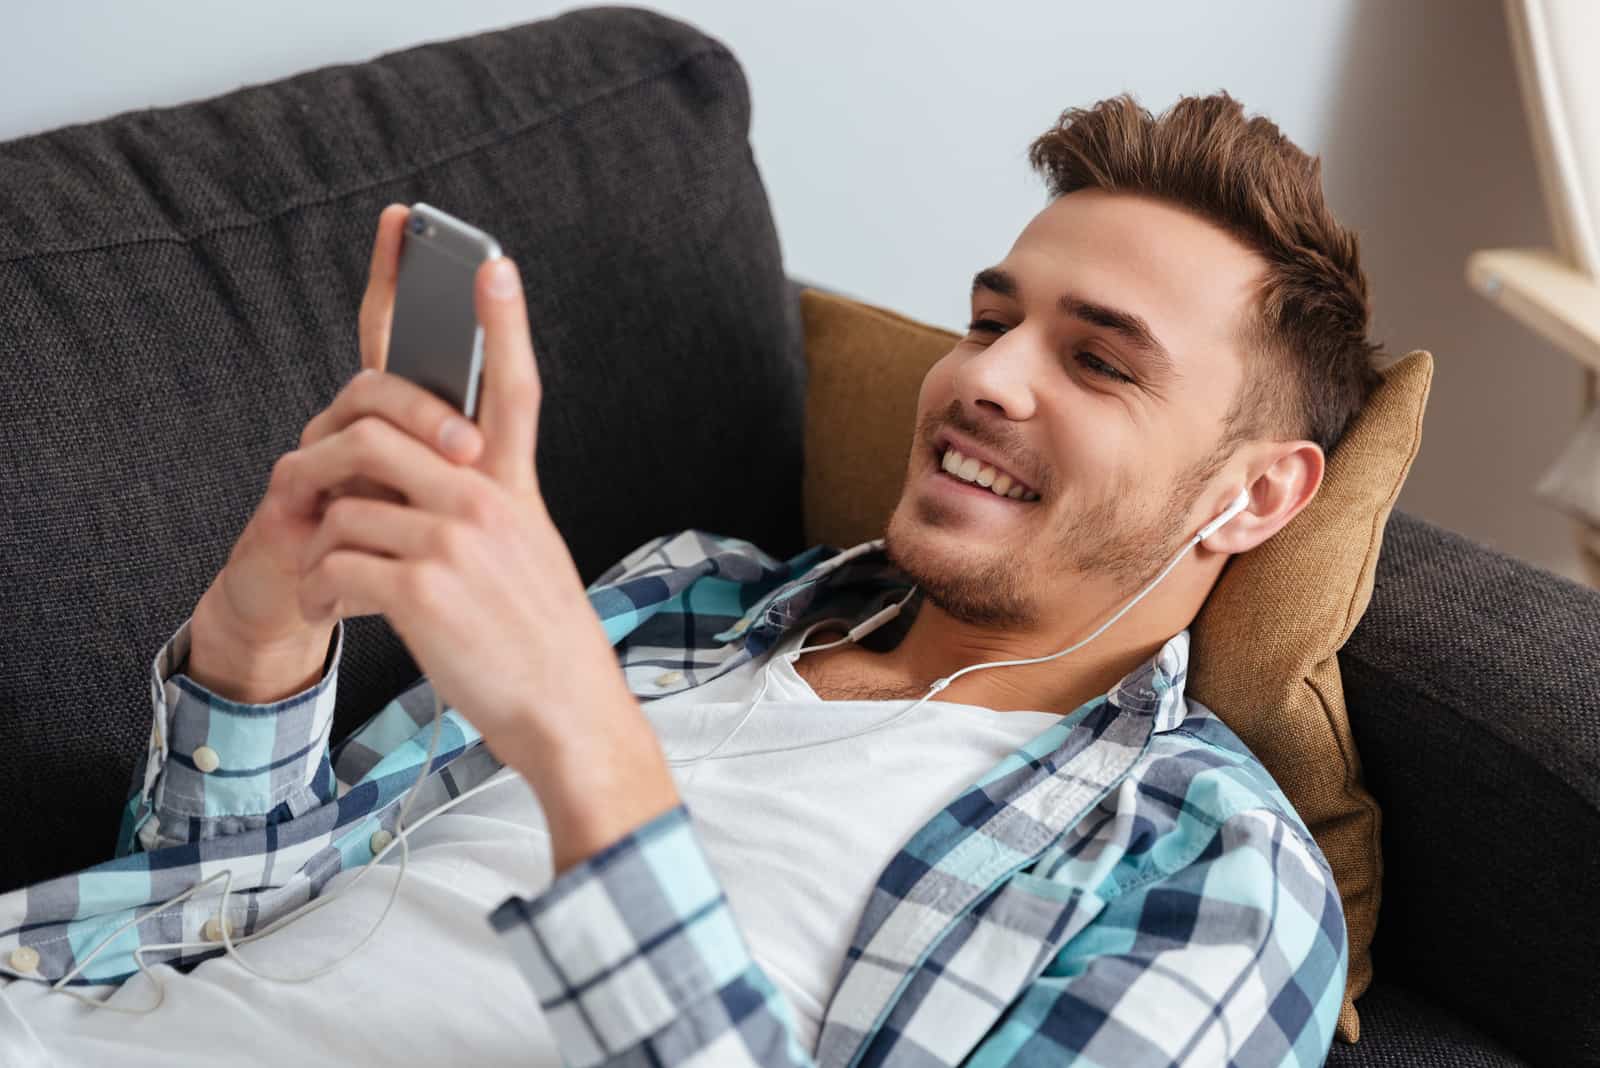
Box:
[473,256,541,492]
[287,417,485,520]
[356,204,411,373]
[299,368,482,460]
[299,549,397,622]
[298,495,434,578]
[322,476,405,514]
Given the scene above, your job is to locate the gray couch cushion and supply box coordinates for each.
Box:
[0,7,805,892]
[1325,980,1531,1067]
[1342,511,1600,1066]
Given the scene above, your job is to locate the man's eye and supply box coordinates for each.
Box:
[966,318,1008,335]
[1077,352,1134,384]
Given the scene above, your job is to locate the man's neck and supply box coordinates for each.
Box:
[800,590,1181,715]
[891,597,1168,713]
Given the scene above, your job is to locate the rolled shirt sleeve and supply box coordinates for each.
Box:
[116,615,345,856]
[489,805,817,1068]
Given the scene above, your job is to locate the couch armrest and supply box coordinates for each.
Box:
[1340,510,1599,1067]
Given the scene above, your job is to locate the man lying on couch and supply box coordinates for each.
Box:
[2,92,1363,1066]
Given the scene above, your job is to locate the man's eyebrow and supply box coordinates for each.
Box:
[971,266,1017,299]
[970,265,1177,380]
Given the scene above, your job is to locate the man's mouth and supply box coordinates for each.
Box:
[931,439,1040,502]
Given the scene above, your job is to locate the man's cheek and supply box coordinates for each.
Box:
[918,359,964,415]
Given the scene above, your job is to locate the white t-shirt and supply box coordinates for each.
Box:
[0,624,1061,1066]
[644,620,1063,1053]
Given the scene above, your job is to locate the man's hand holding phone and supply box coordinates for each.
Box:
[188,205,484,703]
[193,201,679,874]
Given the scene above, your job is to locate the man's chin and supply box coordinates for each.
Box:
[883,504,1035,628]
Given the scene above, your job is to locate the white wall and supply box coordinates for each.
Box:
[7,0,1585,581]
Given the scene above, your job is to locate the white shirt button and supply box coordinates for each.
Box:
[203,915,233,942]
[192,746,220,773]
[9,946,40,973]
[369,829,394,856]
[654,671,683,687]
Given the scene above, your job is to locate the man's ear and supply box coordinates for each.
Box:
[1200,441,1325,555]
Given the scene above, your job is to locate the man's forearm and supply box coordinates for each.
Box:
[497,682,681,876]
[487,788,815,1068]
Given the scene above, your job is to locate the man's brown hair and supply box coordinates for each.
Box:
[1027,92,1382,455]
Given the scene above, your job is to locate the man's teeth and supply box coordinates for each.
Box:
[940,448,1039,501]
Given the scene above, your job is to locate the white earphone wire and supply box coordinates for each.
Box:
[667,489,1249,772]
[54,683,518,1013]
[52,489,1250,1009]
[668,614,861,790]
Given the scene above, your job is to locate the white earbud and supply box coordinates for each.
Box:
[1195,488,1251,542]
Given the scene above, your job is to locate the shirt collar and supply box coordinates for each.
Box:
[721,537,1192,733]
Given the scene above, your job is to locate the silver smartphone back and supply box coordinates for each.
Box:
[386,202,503,420]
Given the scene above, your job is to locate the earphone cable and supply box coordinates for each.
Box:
[51,682,515,1012]
[668,512,1221,772]
[51,489,1249,1008]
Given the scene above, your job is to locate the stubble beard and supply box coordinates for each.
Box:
[883,445,1226,629]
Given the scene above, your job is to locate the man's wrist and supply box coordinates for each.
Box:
[499,691,681,876]
[186,608,335,705]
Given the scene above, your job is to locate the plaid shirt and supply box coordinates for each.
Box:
[1,529,1345,1066]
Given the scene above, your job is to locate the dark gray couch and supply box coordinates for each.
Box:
[1,7,1595,1065]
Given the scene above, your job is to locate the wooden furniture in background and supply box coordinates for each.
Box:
[1467,0,1600,586]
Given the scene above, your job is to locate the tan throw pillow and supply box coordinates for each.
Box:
[802,291,961,548]
[799,286,1433,1046]
[1189,349,1431,1044]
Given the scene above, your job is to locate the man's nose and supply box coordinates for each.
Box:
[956,329,1041,422]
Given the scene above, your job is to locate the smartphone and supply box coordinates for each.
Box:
[385,202,503,420]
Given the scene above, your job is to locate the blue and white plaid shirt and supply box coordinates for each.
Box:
[1,529,1346,1066]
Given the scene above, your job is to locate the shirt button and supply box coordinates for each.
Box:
[203,915,233,942]
[192,746,220,773]
[9,946,40,973]
[654,671,683,687]
[369,829,394,856]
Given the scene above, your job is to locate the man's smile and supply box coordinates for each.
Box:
[929,430,1042,502]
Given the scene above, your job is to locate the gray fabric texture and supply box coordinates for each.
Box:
[1324,980,1532,1067]
[1343,511,1600,1067]
[0,6,805,893]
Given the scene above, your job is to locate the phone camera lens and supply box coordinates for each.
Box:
[408,215,426,235]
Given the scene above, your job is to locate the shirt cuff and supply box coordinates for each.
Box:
[121,616,344,853]
[487,805,755,1067]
